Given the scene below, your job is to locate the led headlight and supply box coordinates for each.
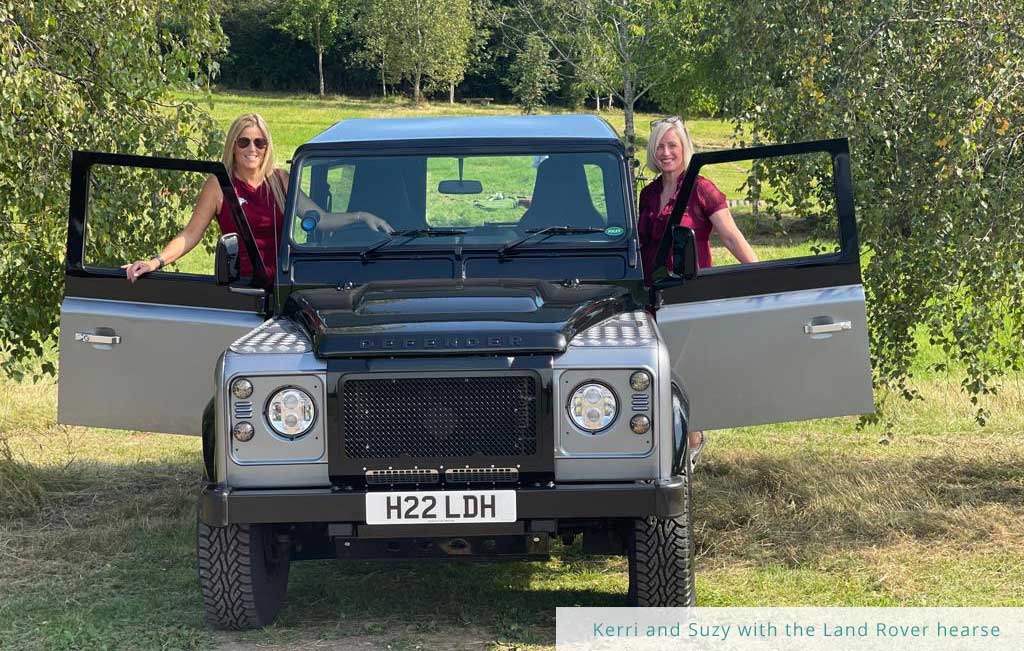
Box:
[568,382,618,432]
[266,387,316,438]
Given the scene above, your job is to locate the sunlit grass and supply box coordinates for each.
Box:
[3,370,1023,649]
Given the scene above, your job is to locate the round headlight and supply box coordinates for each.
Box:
[232,378,253,399]
[266,387,316,438]
[629,371,651,392]
[568,382,618,432]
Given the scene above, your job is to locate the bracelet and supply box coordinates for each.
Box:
[153,254,166,270]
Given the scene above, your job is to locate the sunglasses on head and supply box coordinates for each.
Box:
[650,116,684,128]
[236,136,268,150]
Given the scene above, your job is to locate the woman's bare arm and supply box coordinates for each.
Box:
[291,179,393,233]
[709,207,759,264]
[123,175,222,282]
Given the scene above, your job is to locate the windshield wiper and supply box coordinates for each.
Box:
[497,226,607,260]
[360,228,466,262]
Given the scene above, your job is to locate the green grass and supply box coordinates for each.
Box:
[3,369,1023,650]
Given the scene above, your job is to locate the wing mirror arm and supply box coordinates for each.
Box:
[652,226,698,290]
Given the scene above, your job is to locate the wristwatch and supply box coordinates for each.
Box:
[153,254,166,270]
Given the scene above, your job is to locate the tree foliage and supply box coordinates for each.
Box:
[275,0,353,97]
[509,0,698,182]
[355,0,476,103]
[506,34,558,113]
[699,0,1024,423]
[0,1,225,378]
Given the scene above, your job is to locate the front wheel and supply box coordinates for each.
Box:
[627,462,695,605]
[197,520,290,629]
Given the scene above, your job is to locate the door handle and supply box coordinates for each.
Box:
[803,321,852,335]
[75,332,121,345]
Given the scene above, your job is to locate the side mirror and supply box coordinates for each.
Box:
[215,233,240,285]
[670,226,698,280]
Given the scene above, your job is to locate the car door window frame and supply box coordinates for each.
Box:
[653,138,861,305]
[66,150,267,311]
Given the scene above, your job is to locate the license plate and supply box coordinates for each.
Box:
[365,490,516,525]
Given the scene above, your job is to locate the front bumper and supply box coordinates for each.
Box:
[199,477,687,528]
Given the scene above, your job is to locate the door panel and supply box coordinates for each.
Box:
[654,139,873,429]
[58,298,263,435]
[58,151,267,435]
[657,285,872,431]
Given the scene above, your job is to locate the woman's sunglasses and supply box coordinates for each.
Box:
[236,136,268,150]
[650,116,683,128]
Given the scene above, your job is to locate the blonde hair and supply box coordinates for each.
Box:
[222,113,286,213]
[646,118,695,175]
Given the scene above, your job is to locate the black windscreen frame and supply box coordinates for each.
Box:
[64,150,266,311]
[654,138,862,305]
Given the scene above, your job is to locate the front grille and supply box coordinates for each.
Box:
[445,467,519,484]
[342,376,537,459]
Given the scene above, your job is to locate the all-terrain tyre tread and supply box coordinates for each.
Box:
[197,521,287,630]
[628,461,696,606]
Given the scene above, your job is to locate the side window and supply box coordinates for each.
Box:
[694,151,840,267]
[292,162,357,243]
[327,164,355,211]
[85,165,221,275]
[583,163,608,221]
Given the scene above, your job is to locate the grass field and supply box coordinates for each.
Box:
[3,91,1023,651]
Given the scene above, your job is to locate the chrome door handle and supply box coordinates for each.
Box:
[75,332,121,345]
[803,321,852,335]
[229,286,266,296]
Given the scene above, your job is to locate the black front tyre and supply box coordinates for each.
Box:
[627,463,695,606]
[197,520,290,629]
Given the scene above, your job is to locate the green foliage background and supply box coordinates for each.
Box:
[666,0,1024,422]
[0,1,225,377]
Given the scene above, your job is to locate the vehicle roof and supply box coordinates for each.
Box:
[306,114,621,145]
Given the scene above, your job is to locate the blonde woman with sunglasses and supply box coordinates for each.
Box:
[638,117,758,466]
[124,113,392,285]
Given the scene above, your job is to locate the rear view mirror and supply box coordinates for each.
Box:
[438,179,483,195]
[438,156,482,194]
[215,233,240,285]
[670,226,697,280]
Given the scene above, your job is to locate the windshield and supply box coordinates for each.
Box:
[290,152,628,251]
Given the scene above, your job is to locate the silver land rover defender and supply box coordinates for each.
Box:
[57,115,872,629]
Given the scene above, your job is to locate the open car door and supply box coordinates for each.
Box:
[653,139,873,430]
[57,151,268,435]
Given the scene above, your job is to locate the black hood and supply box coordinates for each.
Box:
[285,279,634,358]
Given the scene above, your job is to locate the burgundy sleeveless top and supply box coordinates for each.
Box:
[216,175,284,286]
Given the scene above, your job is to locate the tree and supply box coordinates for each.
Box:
[509,0,699,182]
[356,0,475,103]
[275,0,353,97]
[506,34,558,113]
[699,0,1024,423]
[0,1,225,379]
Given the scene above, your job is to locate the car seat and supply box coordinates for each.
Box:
[518,156,606,231]
[346,158,426,231]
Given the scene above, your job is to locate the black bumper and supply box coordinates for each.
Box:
[199,478,687,528]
